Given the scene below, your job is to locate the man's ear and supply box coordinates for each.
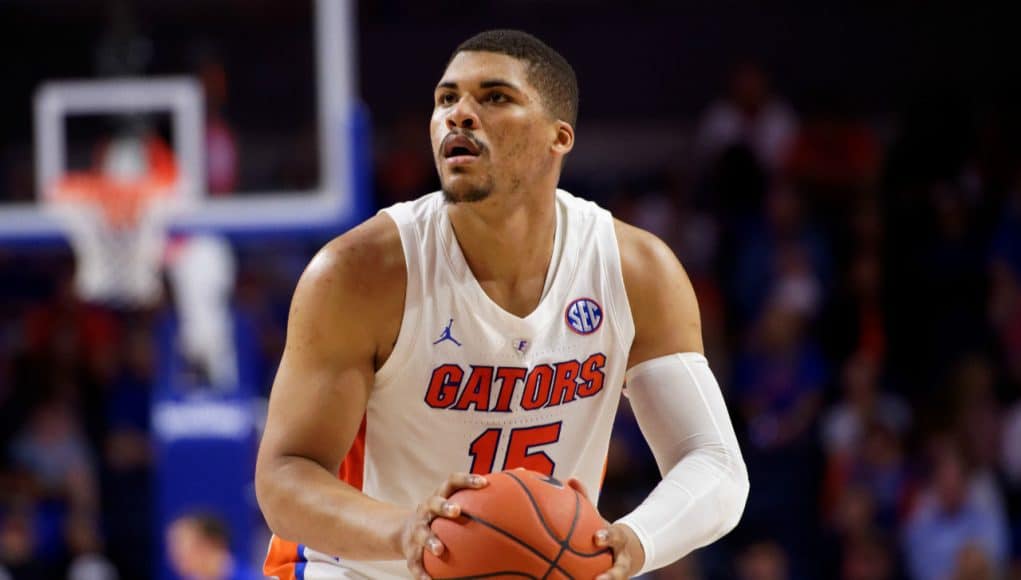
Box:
[552,120,574,156]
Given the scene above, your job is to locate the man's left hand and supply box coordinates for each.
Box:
[594,523,644,580]
[566,478,646,579]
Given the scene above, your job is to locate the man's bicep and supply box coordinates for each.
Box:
[617,221,704,368]
[258,251,377,475]
[261,348,372,473]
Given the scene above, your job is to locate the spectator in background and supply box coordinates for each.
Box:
[841,531,895,580]
[695,62,798,173]
[8,401,97,513]
[951,544,996,580]
[783,89,881,211]
[821,354,912,534]
[166,513,259,580]
[706,143,771,233]
[835,422,911,532]
[733,300,827,570]
[904,441,1009,580]
[988,170,1021,385]
[988,255,1021,387]
[824,485,903,578]
[822,353,911,460]
[950,355,1002,476]
[733,186,831,323]
[65,512,117,580]
[824,248,886,364]
[734,302,826,453]
[736,540,790,580]
[0,506,52,578]
[101,324,154,580]
[922,185,991,363]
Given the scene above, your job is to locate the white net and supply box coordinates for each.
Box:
[50,196,174,308]
[45,132,181,308]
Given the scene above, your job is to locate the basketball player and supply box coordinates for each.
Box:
[256,30,749,579]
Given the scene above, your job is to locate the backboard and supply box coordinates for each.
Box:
[0,0,366,240]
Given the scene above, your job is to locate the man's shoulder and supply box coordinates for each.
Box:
[612,219,703,360]
[302,213,406,305]
[612,219,680,282]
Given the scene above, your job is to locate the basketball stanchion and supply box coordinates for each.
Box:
[15,8,364,574]
[46,131,255,580]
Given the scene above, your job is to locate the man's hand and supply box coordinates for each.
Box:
[401,472,488,580]
[594,523,645,580]
[567,478,646,579]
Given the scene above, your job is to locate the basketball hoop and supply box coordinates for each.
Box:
[45,134,184,308]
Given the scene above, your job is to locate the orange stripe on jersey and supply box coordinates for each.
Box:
[264,536,304,580]
[338,415,367,490]
[263,416,367,578]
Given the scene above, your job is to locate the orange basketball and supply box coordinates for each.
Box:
[424,468,613,579]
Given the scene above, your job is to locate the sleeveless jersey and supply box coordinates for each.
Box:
[265,189,635,579]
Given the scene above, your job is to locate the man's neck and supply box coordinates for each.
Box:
[446,187,558,315]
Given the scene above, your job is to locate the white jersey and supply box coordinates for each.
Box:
[265,189,635,579]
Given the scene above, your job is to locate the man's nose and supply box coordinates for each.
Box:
[446,98,480,130]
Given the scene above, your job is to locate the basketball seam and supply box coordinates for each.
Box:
[434,572,540,580]
[541,490,582,580]
[458,512,573,578]
[506,471,566,543]
[505,471,609,557]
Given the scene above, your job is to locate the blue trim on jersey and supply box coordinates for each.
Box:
[295,544,307,580]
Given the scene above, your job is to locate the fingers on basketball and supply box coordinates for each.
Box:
[431,472,487,519]
[436,472,487,498]
[405,500,441,579]
[567,476,592,500]
[594,526,633,580]
[424,469,612,579]
[409,471,490,575]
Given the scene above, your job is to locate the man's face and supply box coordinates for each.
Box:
[431,51,561,203]
[167,520,203,576]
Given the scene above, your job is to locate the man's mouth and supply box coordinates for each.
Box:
[442,134,483,159]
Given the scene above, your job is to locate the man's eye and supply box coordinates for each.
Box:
[487,92,508,103]
[438,93,457,105]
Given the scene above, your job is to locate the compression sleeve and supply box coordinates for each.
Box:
[615,352,749,574]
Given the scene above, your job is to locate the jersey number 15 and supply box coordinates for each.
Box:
[468,421,561,477]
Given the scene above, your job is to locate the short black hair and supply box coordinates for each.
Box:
[451,30,578,127]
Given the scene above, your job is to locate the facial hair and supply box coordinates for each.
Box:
[437,137,493,203]
[440,162,495,203]
[442,182,492,203]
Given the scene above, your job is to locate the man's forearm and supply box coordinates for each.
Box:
[256,455,409,560]
[617,443,748,569]
[617,352,749,573]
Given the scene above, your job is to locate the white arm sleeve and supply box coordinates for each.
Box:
[615,352,749,574]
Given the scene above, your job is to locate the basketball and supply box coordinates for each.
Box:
[423,468,613,579]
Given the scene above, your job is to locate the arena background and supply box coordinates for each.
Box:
[2,1,1021,579]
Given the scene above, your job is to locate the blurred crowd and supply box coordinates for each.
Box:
[594,65,1021,580]
[2,57,1021,580]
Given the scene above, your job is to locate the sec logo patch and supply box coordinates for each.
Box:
[565,297,603,335]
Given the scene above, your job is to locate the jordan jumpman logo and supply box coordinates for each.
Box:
[433,318,462,347]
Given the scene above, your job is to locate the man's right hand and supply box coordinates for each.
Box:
[402,472,488,580]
